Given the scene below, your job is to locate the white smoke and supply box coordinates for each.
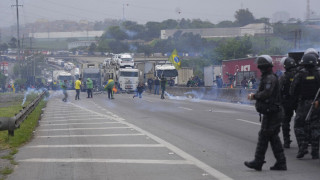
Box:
[21,88,47,106]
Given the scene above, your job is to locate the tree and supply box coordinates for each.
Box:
[145,22,164,40]
[234,8,255,26]
[0,43,9,51]
[137,45,153,57]
[9,37,17,48]
[255,17,270,24]
[216,20,236,28]
[88,43,97,53]
[0,72,6,88]
[215,36,252,61]
[108,40,129,53]
[105,26,128,40]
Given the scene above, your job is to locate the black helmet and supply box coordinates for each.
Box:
[300,54,318,66]
[304,48,319,59]
[256,55,273,68]
[280,57,296,69]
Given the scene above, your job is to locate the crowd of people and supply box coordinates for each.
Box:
[186,76,204,87]
[244,48,320,171]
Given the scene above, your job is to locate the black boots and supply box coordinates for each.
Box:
[270,162,287,170]
[244,160,266,171]
[296,149,308,158]
[283,140,292,149]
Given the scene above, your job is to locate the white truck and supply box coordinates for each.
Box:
[118,67,139,92]
[53,70,74,89]
[101,55,140,93]
[115,53,134,68]
[155,64,178,84]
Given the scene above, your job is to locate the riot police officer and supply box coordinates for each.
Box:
[245,55,287,171]
[279,57,297,148]
[290,53,320,159]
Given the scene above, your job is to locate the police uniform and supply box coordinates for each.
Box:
[290,54,320,159]
[245,55,287,171]
[279,57,297,148]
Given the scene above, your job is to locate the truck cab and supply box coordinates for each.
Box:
[155,64,178,84]
[118,67,139,93]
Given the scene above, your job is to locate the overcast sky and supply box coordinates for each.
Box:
[0,0,319,28]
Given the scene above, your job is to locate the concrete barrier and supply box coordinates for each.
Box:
[166,86,256,104]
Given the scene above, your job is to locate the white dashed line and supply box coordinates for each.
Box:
[20,158,192,165]
[26,144,164,148]
[178,107,193,111]
[37,134,145,138]
[41,122,121,126]
[235,119,260,125]
[38,127,129,131]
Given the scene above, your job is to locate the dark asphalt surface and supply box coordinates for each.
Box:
[7,90,320,180]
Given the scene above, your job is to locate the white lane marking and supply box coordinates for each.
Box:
[235,119,260,126]
[41,122,121,126]
[178,107,192,111]
[71,102,233,180]
[38,127,129,131]
[41,119,109,123]
[209,110,235,114]
[42,116,104,120]
[144,100,153,103]
[26,144,164,148]
[44,115,103,118]
[37,134,145,138]
[20,158,192,165]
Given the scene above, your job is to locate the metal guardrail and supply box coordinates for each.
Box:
[0,91,47,136]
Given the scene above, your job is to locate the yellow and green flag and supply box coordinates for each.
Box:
[169,49,181,70]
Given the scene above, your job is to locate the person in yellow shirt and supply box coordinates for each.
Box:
[75,78,82,100]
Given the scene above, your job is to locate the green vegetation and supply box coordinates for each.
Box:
[0,167,13,175]
[0,93,44,149]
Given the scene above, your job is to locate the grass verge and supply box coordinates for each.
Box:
[0,94,47,178]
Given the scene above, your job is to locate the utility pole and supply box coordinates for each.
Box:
[12,0,23,60]
[306,0,311,20]
[264,24,271,49]
[122,3,129,22]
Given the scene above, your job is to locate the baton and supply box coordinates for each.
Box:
[305,87,320,122]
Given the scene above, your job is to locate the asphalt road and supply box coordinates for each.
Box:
[7,90,320,180]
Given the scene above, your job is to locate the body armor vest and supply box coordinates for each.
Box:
[300,70,320,100]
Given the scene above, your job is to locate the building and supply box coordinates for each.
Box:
[28,31,104,40]
[160,23,273,39]
[68,41,97,50]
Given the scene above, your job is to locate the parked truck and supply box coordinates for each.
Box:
[53,70,74,89]
[221,56,285,87]
[80,63,101,92]
[101,56,140,93]
[155,64,178,84]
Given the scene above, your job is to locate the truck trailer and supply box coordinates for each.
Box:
[222,56,285,87]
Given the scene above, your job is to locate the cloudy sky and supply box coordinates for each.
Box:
[0,0,319,27]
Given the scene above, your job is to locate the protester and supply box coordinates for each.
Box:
[241,77,248,89]
[61,80,68,102]
[86,78,93,98]
[133,82,145,98]
[74,78,82,100]
[105,78,115,99]
[154,77,160,95]
[216,75,223,88]
[160,75,167,99]
[147,78,153,93]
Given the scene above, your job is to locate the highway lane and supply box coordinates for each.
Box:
[86,91,320,180]
[8,90,320,180]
